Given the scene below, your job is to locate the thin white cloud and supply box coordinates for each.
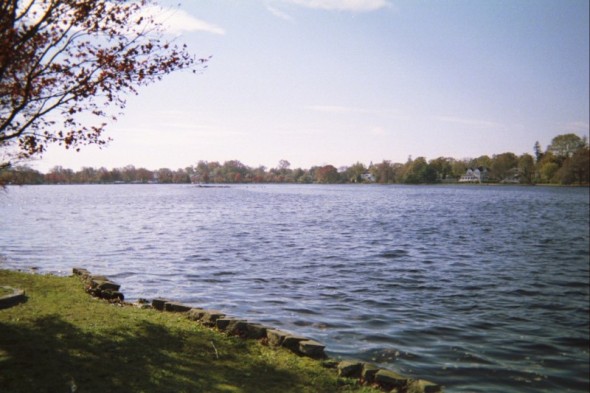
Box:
[285,0,391,12]
[267,5,295,21]
[436,116,502,129]
[142,6,225,35]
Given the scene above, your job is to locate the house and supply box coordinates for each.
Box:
[360,172,376,182]
[459,167,488,183]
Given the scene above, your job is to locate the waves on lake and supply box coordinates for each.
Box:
[1,184,588,393]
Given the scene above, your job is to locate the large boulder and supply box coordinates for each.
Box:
[337,361,363,378]
[152,298,171,311]
[89,275,110,283]
[361,363,380,384]
[100,290,124,301]
[187,308,207,321]
[72,267,90,278]
[266,329,291,347]
[374,369,408,391]
[92,280,121,292]
[298,340,326,359]
[238,322,267,339]
[164,302,192,312]
[281,335,308,353]
[200,310,226,327]
[406,379,443,393]
[215,317,240,331]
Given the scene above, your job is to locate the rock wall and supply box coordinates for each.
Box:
[72,268,443,393]
[73,267,124,301]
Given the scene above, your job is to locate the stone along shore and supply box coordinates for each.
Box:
[73,267,443,393]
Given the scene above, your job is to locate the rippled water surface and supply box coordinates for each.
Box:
[1,184,588,392]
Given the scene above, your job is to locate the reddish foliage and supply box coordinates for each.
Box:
[0,0,208,164]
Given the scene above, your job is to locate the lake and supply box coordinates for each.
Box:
[1,184,588,392]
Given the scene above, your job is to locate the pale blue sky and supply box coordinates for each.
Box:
[35,0,589,171]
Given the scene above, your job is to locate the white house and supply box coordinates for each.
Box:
[459,167,488,183]
[360,172,376,182]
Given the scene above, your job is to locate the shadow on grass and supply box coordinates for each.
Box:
[0,315,306,393]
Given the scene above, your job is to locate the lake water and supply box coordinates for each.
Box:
[1,184,588,392]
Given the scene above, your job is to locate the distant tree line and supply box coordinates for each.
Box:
[1,133,588,186]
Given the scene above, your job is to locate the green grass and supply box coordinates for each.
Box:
[0,286,12,296]
[0,270,379,393]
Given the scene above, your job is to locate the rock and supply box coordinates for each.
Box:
[298,340,326,359]
[89,275,109,282]
[72,267,90,277]
[164,302,192,312]
[85,287,99,297]
[152,298,171,311]
[200,310,226,326]
[93,280,121,292]
[241,323,267,339]
[225,320,249,335]
[133,301,152,309]
[134,298,151,308]
[406,379,443,393]
[215,317,240,331]
[100,290,124,301]
[374,369,408,390]
[187,308,207,321]
[215,319,267,339]
[0,287,26,309]
[361,363,380,384]
[266,329,290,347]
[321,360,339,369]
[337,361,363,378]
[281,335,307,353]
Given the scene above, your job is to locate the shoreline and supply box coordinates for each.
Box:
[74,267,443,393]
[1,268,443,393]
[3,181,589,187]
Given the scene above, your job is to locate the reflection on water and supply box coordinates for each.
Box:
[1,184,589,393]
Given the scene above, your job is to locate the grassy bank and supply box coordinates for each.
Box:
[0,270,378,393]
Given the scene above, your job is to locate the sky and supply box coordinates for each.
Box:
[31,0,590,172]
